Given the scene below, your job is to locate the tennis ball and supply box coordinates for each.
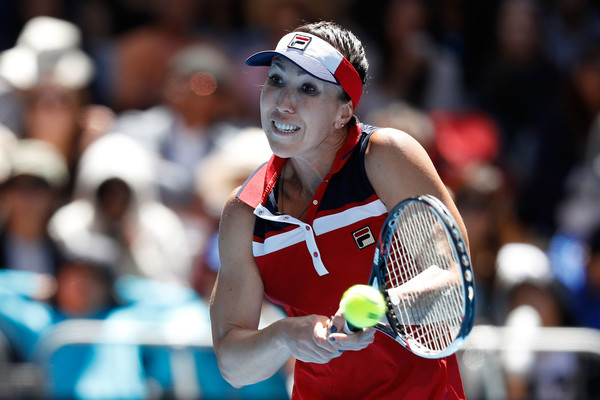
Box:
[340,284,386,328]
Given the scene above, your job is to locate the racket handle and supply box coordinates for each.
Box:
[343,320,361,334]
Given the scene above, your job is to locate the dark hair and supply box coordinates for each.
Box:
[295,21,369,103]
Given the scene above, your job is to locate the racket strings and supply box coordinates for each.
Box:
[386,202,464,355]
[399,205,455,349]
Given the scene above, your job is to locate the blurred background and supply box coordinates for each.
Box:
[1,0,600,399]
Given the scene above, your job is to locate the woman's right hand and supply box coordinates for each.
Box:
[282,313,375,364]
[283,314,344,364]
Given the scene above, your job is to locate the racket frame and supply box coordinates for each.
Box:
[369,194,476,359]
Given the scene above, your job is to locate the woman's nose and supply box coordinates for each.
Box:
[275,87,295,113]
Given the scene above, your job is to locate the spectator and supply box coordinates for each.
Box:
[552,111,600,306]
[460,242,579,399]
[0,234,148,399]
[111,42,243,276]
[0,139,69,276]
[577,226,600,328]
[48,133,193,287]
[494,243,579,400]
[555,113,600,238]
[0,16,88,134]
[52,235,120,318]
[102,0,202,112]
[0,16,96,173]
[560,41,600,164]
[193,126,272,299]
[549,224,600,330]
[111,42,240,209]
[366,0,468,115]
[542,0,600,77]
[475,0,571,238]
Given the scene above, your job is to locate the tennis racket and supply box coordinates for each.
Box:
[343,194,475,359]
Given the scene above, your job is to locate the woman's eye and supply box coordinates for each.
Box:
[301,83,317,95]
[267,74,283,86]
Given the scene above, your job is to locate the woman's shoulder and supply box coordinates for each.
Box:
[222,188,258,227]
[365,125,426,161]
[363,124,442,207]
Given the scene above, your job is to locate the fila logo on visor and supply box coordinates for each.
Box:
[353,226,376,250]
[288,34,312,51]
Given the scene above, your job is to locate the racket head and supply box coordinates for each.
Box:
[369,195,475,358]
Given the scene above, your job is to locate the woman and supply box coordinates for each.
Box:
[210,21,467,399]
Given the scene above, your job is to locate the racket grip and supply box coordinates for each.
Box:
[343,320,361,334]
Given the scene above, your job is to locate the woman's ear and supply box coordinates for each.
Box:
[336,101,354,129]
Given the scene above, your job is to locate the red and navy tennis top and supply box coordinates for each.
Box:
[237,123,465,399]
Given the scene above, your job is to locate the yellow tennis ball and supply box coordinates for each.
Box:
[340,284,386,328]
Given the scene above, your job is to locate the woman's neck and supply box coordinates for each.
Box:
[278,127,350,218]
[278,151,336,219]
[286,127,348,194]
[284,159,324,196]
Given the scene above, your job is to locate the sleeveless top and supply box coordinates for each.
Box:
[237,123,465,399]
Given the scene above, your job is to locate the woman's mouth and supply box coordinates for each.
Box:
[272,120,300,133]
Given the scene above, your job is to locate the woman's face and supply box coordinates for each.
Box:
[260,57,349,160]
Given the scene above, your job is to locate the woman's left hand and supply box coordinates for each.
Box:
[326,311,376,352]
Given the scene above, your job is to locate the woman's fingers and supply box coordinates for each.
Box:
[289,315,344,364]
[327,312,376,351]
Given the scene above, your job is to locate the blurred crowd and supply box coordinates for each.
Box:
[1,0,600,399]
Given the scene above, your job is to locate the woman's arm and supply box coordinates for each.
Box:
[210,191,356,388]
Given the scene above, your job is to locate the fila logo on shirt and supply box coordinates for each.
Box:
[352,226,376,250]
[288,34,312,51]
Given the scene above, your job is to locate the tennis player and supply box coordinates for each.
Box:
[210,21,468,399]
